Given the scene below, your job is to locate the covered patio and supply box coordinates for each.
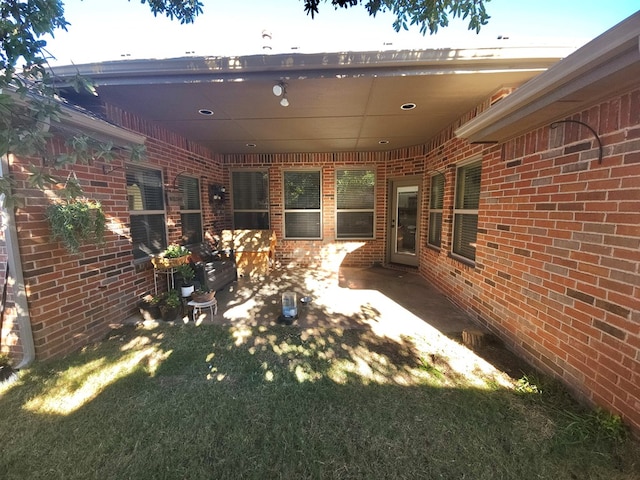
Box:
[129,264,531,384]
[2,12,638,436]
[210,266,473,334]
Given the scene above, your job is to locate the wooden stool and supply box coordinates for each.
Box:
[187,298,218,322]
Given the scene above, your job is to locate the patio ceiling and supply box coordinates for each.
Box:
[51,47,572,155]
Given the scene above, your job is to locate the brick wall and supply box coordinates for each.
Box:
[0,225,22,362]
[420,88,640,433]
[223,152,388,269]
[9,107,226,361]
[5,80,638,435]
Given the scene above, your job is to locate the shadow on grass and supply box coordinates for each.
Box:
[1,323,638,480]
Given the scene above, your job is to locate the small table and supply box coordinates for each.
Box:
[187,298,218,322]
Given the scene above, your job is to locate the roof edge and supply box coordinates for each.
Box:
[59,105,146,146]
[455,12,640,143]
[49,46,574,85]
[4,88,146,146]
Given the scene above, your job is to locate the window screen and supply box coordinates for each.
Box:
[179,175,202,244]
[284,170,321,239]
[126,164,166,260]
[232,171,269,229]
[452,161,481,262]
[428,173,445,248]
[336,169,375,239]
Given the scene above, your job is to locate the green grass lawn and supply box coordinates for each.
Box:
[1,323,638,479]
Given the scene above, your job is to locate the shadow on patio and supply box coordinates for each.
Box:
[215,265,473,334]
[208,264,533,383]
[130,264,534,384]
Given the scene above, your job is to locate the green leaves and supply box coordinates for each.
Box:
[0,0,178,207]
[304,0,491,34]
[45,199,106,254]
[137,0,203,24]
[0,0,68,74]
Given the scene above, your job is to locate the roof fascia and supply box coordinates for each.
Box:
[50,46,572,86]
[59,105,146,146]
[455,12,640,143]
[4,89,145,146]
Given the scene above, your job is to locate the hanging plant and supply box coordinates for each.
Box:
[45,199,106,254]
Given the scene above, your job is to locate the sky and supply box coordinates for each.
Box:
[44,0,640,65]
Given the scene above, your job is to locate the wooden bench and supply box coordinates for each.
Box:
[220,230,276,277]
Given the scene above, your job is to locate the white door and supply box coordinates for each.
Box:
[389,180,420,266]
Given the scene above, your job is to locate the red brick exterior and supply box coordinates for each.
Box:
[5,106,226,361]
[2,84,638,434]
[223,153,387,269]
[420,88,640,434]
[0,227,21,360]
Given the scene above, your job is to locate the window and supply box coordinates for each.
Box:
[232,171,269,229]
[452,160,481,262]
[179,175,202,244]
[428,173,445,248]
[336,168,375,239]
[284,170,321,239]
[126,164,166,260]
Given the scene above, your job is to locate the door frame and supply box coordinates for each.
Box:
[387,176,421,267]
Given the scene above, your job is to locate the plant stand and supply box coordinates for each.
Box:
[153,267,177,294]
[187,298,218,322]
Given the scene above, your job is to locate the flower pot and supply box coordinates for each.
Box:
[181,285,195,297]
[138,299,161,321]
[160,305,181,322]
[191,290,216,303]
[151,255,189,270]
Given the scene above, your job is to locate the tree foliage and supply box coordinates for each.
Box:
[0,1,201,202]
[303,0,491,34]
[139,0,203,23]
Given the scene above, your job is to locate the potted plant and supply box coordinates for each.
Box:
[176,263,196,297]
[159,289,182,321]
[151,244,191,269]
[138,293,162,321]
[0,352,17,382]
[45,199,106,254]
[191,288,215,303]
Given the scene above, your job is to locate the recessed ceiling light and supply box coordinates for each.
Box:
[401,103,416,110]
[246,143,257,148]
[198,108,214,116]
[379,140,389,145]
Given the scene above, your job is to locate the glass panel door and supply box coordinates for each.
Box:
[389,181,420,266]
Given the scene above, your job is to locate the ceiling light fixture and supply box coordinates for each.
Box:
[198,108,214,116]
[401,102,416,110]
[272,81,289,107]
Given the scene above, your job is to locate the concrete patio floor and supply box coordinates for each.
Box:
[210,265,532,379]
[129,265,534,385]
[213,265,476,335]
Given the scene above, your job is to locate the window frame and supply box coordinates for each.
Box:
[427,172,445,249]
[178,174,203,245]
[283,168,322,240]
[126,163,167,262]
[335,167,376,240]
[451,158,482,264]
[231,169,270,230]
